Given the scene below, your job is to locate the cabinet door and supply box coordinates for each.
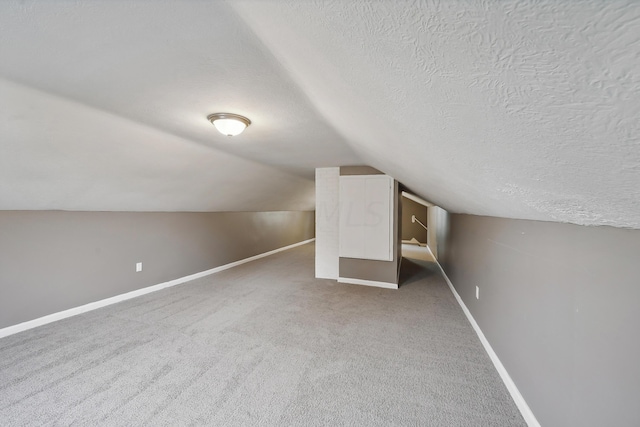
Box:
[339,175,393,261]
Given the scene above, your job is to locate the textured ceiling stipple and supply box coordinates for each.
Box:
[234,0,640,228]
[1,1,639,227]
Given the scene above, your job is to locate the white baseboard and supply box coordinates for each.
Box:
[0,238,315,339]
[338,277,398,289]
[426,247,540,427]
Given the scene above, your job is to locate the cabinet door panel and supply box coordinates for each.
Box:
[339,175,393,261]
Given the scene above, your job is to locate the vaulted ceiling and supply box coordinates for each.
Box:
[1,1,638,227]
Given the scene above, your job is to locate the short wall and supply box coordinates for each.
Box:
[441,214,640,426]
[0,210,314,328]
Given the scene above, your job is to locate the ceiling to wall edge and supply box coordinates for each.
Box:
[1,75,314,183]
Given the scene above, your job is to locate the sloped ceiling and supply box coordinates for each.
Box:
[1,1,639,227]
[0,1,358,212]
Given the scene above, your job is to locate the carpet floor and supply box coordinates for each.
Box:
[0,243,525,426]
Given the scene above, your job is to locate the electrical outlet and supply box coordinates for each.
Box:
[136,262,143,272]
[476,286,479,299]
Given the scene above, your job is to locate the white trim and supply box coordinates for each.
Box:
[401,191,434,207]
[0,238,315,339]
[426,246,540,427]
[338,277,398,289]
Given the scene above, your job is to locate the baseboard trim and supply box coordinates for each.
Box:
[338,277,398,289]
[426,246,540,427]
[0,238,315,339]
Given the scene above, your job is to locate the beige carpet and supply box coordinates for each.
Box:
[0,242,525,426]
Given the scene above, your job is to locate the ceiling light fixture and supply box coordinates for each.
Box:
[207,113,251,136]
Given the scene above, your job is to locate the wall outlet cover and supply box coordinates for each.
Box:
[136,262,143,272]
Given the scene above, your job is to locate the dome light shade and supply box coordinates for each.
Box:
[207,113,251,136]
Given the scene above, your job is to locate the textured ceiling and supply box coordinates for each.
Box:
[233,0,640,227]
[1,1,639,227]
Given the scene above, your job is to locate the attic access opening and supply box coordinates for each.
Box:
[401,191,432,247]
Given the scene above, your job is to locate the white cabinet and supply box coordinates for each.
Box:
[315,167,340,279]
[339,175,394,261]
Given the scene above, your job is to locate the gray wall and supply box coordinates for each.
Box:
[0,210,314,329]
[401,196,427,243]
[338,166,400,285]
[427,205,449,259]
[440,213,640,427]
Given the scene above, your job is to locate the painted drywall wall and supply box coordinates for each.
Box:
[316,165,400,284]
[339,166,401,284]
[0,210,314,329]
[338,165,400,285]
[315,167,339,279]
[401,196,427,243]
[427,206,450,260]
[441,214,640,427]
